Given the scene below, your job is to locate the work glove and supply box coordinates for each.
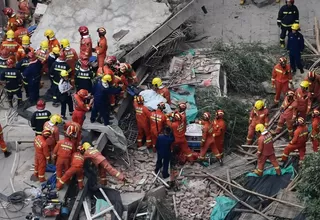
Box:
[277,21,281,27]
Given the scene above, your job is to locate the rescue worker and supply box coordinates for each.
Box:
[306,71,320,104]
[47,46,60,71]
[287,23,304,74]
[0,58,22,107]
[78,26,92,59]
[14,18,28,45]
[93,27,108,68]
[213,110,227,156]
[83,142,126,185]
[23,52,43,104]
[178,102,187,132]
[105,56,120,73]
[152,77,171,104]
[275,90,297,139]
[277,0,299,48]
[53,125,77,181]
[90,75,121,125]
[17,0,31,23]
[44,29,60,52]
[75,58,94,92]
[16,35,35,62]
[196,112,212,157]
[16,48,31,98]
[36,41,49,74]
[56,145,85,191]
[43,114,62,156]
[58,70,74,119]
[63,121,81,151]
[133,95,152,149]
[60,38,78,83]
[254,124,281,176]
[0,49,9,74]
[246,100,269,145]
[109,73,125,108]
[1,30,20,63]
[72,89,93,126]
[30,99,51,136]
[281,117,308,164]
[2,7,17,31]
[294,81,311,119]
[311,109,320,152]
[49,51,72,107]
[150,102,167,148]
[271,57,293,107]
[34,129,51,182]
[119,63,138,85]
[0,122,11,158]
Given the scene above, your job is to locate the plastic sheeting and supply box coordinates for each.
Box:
[293,211,307,220]
[247,164,295,179]
[185,123,202,136]
[210,196,237,220]
[139,89,172,112]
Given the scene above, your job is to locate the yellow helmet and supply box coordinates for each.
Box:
[102,74,112,83]
[52,46,60,55]
[44,29,55,38]
[255,124,265,133]
[82,142,91,150]
[50,114,62,124]
[60,70,68,77]
[254,100,264,110]
[6,30,14,39]
[60,38,70,48]
[22,35,30,45]
[40,40,49,50]
[291,23,300,31]
[300,80,309,89]
[152,77,162,87]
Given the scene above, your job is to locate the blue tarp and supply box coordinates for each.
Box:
[247,164,295,179]
[210,196,237,220]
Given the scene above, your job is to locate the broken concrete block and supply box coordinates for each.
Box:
[169,57,184,74]
[147,186,166,199]
[121,192,145,212]
[252,0,275,8]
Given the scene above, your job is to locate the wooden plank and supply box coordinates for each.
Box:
[315,17,320,53]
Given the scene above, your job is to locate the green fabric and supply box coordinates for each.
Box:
[94,198,110,220]
[210,196,237,220]
[178,49,196,56]
[170,85,198,123]
[246,164,295,179]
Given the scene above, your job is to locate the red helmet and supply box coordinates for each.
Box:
[106,56,117,65]
[6,58,14,68]
[203,112,211,121]
[59,51,66,61]
[0,49,9,59]
[297,117,305,125]
[28,51,37,61]
[158,102,166,110]
[313,109,320,117]
[174,112,182,121]
[77,89,89,98]
[78,26,89,36]
[77,145,85,154]
[279,57,287,64]
[97,27,106,35]
[286,90,295,97]
[15,18,23,26]
[65,125,77,138]
[42,129,52,137]
[308,71,315,81]
[36,99,46,110]
[136,95,144,104]
[178,102,187,112]
[3,7,14,16]
[216,110,225,118]
[80,59,89,69]
[120,63,132,73]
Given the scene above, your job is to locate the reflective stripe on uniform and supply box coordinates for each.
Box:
[77,76,91,79]
[36,116,50,119]
[275,68,283,73]
[59,179,64,184]
[61,144,72,150]
[116,172,120,177]
[281,23,292,27]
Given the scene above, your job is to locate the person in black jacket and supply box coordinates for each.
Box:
[287,23,304,74]
[16,48,30,98]
[75,58,94,93]
[30,99,51,135]
[277,0,299,48]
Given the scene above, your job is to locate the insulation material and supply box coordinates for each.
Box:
[139,89,172,112]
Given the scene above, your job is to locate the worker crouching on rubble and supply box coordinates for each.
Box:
[294,81,311,119]
[83,142,126,185]
[254,124,281,176]
[152,77,171,104]
[64,121,81,151]
[43,114,62,159]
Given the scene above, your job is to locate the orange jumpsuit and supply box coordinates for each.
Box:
[256,131,280,176]
[6,15,17,32]
[311,116,320,152]
[125,70,138,85]
[14,26,28,45]
[72,94,90,126]
[53,137,74,180]
[43,121,60,153]
[1,40,20,63]
[34,135,50,182]
[271,63,292,103]
[275,97,297,138]
[64,48,78,79]
[157,86,171,104]
[16,45,34,62]
[36,49,49,74]
[48,38,60,52]
[17,0,30,22]
[63,121,81,152]
[133,101,152,147]
[197,120,211,157]
[150,109,167,147]
[213,118,226,155]
[80,35,92,59]
[246,108,269,144]
[84,148,124,185]
[56,152,84,190]
[0,124,7,153]
[282,124,308,161]
[306,74,320,103]
[95,36,108,68]
[294,87,311,119]
[110,74,124,106]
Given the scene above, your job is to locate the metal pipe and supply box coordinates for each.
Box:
[82,200,92,220]
[98,188,122,220]
[151,171,170,187]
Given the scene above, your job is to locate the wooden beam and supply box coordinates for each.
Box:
[315,17,320,53]
[305,38,319,55]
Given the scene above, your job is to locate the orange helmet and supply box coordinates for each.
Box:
[0,49,10,59]
[308,71,315,81]
[3,7,14,16]
[77,89,89,98]
[78,26,89,36]
[174,112,182,121]
[42,129,51,137]
[158,102,166,111]
[178,102,187,112]
[313,109,320,117]
[279,57,287,64]
[36,99,45,110]
[106,56,117,65]
[6,58,14,68]
[203,112,211,121]
[97,27,106,35]
[136,95,144,104]
[297,117,305,125]
[15,18,23,26]
[120,63,132,73]
[65,125,77,138]
[216,110,225,118]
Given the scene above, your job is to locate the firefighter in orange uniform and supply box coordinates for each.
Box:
[53,125,77,181]
[83,142,126,185]
[196,112,211,156]
[14,18,28,45]
[246,100,269,145]
[43,114,62,156]
[56,145,85,191]
[34,130,51,182]
[61,38,78,82]
[63,121,81,152]
[120,63,138,85]
[2,7,17,32]
[306,71,320,104]
[294,81,311,119]
[36,41,49,74]
[16,35,35,62]
[275,91,297,139]
[254,124,281,176]
[311,109,320,152]
[78,26,92,59]
[271,57,292,106]
[152,77,171,104]
[0,123,11,158]
[44,29,60,52]
[1,30,20,63]
[105,56,120,73]
[72,89,93,126]
[213,110,226,156]
[94,27,108,68]
[150,102,167,148]
[17,0,31,23]
[134,95,152,148]
[281,117,308,164]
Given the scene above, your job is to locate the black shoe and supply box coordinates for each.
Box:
[96,118,103,124]
[292,69,296,74]
[300,68,304,74]
[218,159,223,166]
[90,119,95,123]
[69,112,73,116]
[61,116,67,120]
[4,151,12,158]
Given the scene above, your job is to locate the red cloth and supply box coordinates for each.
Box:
[257,154,280,176]
[64,48,78,78]
[95,36,108,68]
[150,109,167,147]
[6,16,17,32]
[18,1,30,20]
[134,101,151,147]
[36,49,49,74]
[246,108,269,144]
[99,159,124,185]
[1,40,20,63]
[311,117,320,152]
[72,94,90,126]
[306,75,320,103]
[34,135,50,182]
[64,121,81,150]
[16,45,34,62]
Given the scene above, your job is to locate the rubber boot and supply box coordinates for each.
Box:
[4,151,11,158]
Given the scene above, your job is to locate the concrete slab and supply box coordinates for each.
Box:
[121,192,144,212]
[31,0,171,56]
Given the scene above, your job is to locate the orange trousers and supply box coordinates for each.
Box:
[137,124,152,147]
[282,143,306,161]
[150,129,160,148]
[274,81,289,103]
[297,106,307,119]
[199,136,221,159]
[72,109,86,126]
[56,166,84,190]
[256,154,281,176]
[97,54,106,68]
[246,124,256,145]
[98,159,124,185]
[56,157,71,180]
[0,139,7,152]
[174,139,196,162]
[275,115,294,138]
[215,137,224,155]
[34,153,47,182]
[312,139,319,152]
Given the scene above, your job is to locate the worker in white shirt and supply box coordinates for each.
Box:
[58,70,74,119]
